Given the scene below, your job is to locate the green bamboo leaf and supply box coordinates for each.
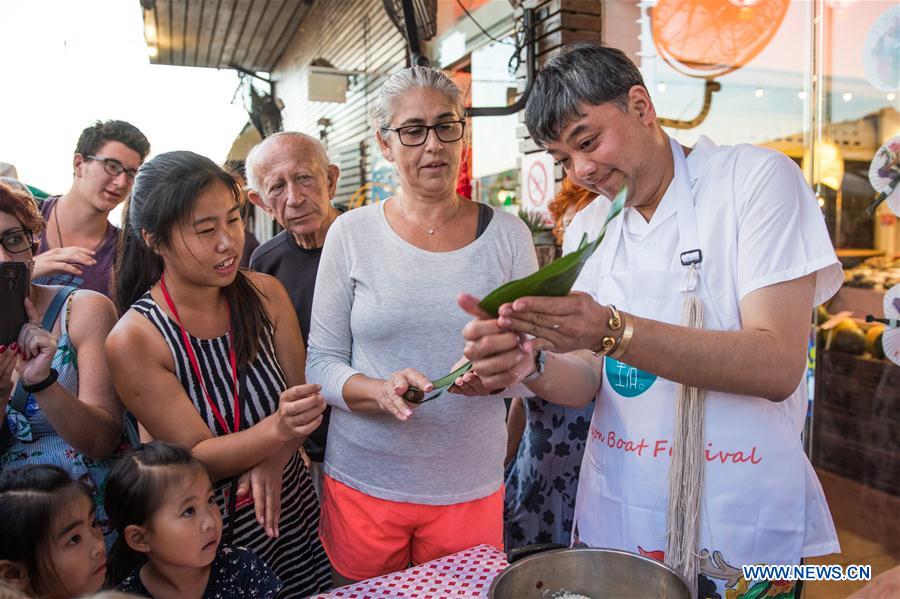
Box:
[478,185,627,316]
[403,361,474,404]
[431,361,474,388]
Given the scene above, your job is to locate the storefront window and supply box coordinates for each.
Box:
[471,39,520,208]
[431,2,521,208]
[604,1,899,595]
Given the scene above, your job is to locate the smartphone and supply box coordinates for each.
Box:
[0,262,28,346]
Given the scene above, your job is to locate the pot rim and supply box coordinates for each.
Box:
[487,547,693,598]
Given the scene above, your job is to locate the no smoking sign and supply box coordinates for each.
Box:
[520,152,555,217]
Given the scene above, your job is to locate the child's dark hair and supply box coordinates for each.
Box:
[112,150,271,369]
[104,442,211,586]
[0,464,94,597]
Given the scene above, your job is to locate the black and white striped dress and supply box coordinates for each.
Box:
[133,293,331,597]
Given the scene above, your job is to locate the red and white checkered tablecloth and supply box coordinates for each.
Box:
[309,544,508,599]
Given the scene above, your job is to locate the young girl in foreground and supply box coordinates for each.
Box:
[0,464,107,598]
[105,442,281,598]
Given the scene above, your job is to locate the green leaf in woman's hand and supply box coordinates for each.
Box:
[404,361,474,404]
[431,360,473,388]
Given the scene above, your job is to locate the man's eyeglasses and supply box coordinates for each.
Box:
[0,229,34,254]
[381,120,466,147]
[86,155,139,183]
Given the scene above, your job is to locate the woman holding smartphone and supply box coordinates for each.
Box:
[0,182,126,546]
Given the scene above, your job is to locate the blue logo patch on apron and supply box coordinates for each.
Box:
[604,357,657,398]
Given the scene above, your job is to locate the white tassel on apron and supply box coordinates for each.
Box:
[666,266,705,598]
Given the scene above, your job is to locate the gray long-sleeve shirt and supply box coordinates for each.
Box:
[306,201,538,504]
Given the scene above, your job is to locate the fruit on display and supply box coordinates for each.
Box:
[867,324,886,360]
[842,256,900,290]
[831,322,868,355]
[818,313,888,359]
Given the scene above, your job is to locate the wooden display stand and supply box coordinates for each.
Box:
[812,350,900,497]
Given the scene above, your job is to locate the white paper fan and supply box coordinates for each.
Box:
[867,135,900,216]
[862,4,900,93]
[869,285,900,366]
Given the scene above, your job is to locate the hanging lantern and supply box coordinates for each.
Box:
[653,0,789,79]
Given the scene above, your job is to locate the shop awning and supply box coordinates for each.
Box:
[140,0,311,72]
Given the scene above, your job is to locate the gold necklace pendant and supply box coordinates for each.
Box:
[400,198,461,238]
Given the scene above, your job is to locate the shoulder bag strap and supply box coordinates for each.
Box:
[1,286,77,447]
[475,202,494,238]
[9,286,78,413]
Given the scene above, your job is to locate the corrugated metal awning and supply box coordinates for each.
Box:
[141,0,312,72]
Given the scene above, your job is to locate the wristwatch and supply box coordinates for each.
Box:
[523,350,546,383]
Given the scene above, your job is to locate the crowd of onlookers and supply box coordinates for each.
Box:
[10,39,900,599]
[0,63,594,599]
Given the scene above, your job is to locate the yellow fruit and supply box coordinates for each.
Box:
[866,325,886,359]
[832,318,861,335]
[867,324,885,347]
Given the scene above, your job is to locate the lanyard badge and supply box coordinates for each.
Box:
[159,272,241,434]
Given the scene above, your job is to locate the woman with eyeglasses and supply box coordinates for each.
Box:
[306,66,538,584]
[0,182,126,548]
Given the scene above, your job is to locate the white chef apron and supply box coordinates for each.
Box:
[573,137,813,596]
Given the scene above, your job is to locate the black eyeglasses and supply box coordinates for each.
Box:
[86,155,138,183]
[381,120,466,147]
[0,228,34,254]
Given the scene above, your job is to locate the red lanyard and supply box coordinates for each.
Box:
[159,272,240,434]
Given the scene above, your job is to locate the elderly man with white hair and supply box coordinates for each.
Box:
[246,131,341,495]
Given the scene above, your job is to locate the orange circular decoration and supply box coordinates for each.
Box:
[651,0,790,79]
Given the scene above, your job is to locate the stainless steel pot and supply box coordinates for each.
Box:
[488,547,692,599]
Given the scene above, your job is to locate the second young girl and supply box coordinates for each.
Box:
[0,464,107,599]
[105,442,281,598]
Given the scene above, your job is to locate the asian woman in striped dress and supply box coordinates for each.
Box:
[106,151,330,596]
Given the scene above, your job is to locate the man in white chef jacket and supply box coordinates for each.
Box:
[457,42,841,598]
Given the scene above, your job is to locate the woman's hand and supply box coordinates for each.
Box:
[274,384,326,441]
[378,369,432,421]
[0,343,19,410]
[236,450,290,539]
[445,355,493,396]
[449,371,497,396]
[15,299,58,386]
